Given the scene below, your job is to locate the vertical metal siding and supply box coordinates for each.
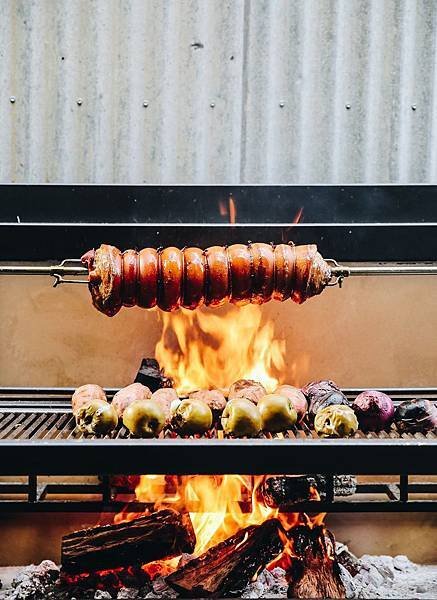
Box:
[0,0,436,184]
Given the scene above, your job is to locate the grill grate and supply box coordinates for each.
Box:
[0,388,436,480]
[0,409,436,442]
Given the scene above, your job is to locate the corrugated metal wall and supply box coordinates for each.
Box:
[1,0,437,184]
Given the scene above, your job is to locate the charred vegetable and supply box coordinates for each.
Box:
[76,399,118,435]
[72,384,107,416]
[352,390,394,431]
[274,385,307,422]
[228,380,266,405]
[302,380,348,419]
[308,390,349,420]
[258,394,298,432]
[221,398,262,437]
[302,380,340,403]
[394,398,437,433]
[314,405,358,438]
[171,399,213,435]
[123,399,166,438]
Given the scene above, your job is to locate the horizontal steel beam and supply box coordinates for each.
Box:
[1,500,437,513]
[0,438,436,476]
[1,223,437,262]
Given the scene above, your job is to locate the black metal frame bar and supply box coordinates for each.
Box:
[1,184,437,223]
[1,184,437,261]
[2,223,437,262]
[1,477,436,513]
[2,437,434,477]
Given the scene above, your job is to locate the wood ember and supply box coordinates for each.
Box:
[286,525,345,599]
[134,358,172,392]
[60,564,150,592]
[61,509,195,574]
[258,476,322,507]
[258,475,356,508]
[166,519,283,598]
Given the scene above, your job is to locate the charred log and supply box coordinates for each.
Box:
[287,525,345,599]
[259,475,356,509]
[61,509,195,574]
[166,518,283,597]
[135,358,173,391]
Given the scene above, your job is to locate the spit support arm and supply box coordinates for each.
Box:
[326,259,437,288]
[1,259,437,288]
[0,260,89,287]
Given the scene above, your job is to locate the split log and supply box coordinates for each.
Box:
[134,357,172,391]
[259,475,356,508]
[61,509,195,574]
[287,525,345,599]
[166,518,283,597]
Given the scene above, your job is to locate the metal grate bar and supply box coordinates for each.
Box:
[0,413,28,439]
[0,409,436,442]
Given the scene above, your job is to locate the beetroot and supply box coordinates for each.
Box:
[352,390,394,431]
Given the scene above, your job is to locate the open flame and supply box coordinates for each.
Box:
[115,475,324,565]
[155,305,286,395]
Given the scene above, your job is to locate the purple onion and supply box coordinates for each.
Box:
[394,398,437,433]
[352,390,394,431]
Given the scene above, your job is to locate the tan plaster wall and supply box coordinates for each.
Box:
[1,274,436,389]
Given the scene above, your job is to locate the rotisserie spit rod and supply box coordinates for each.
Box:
[1,243,437,316]
[3,263,437,278]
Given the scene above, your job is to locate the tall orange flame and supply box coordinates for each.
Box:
[155,305,286,395]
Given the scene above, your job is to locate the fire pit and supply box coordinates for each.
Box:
[1,185,437,599]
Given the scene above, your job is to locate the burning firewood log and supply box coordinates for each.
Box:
[166,518,283,597]
[61,509,195,574]
[258,475,356,508]
[286,525,346,599]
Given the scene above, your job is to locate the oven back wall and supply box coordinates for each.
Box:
[0,275,436,388]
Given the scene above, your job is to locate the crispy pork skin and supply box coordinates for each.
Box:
[82,243,331,315]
